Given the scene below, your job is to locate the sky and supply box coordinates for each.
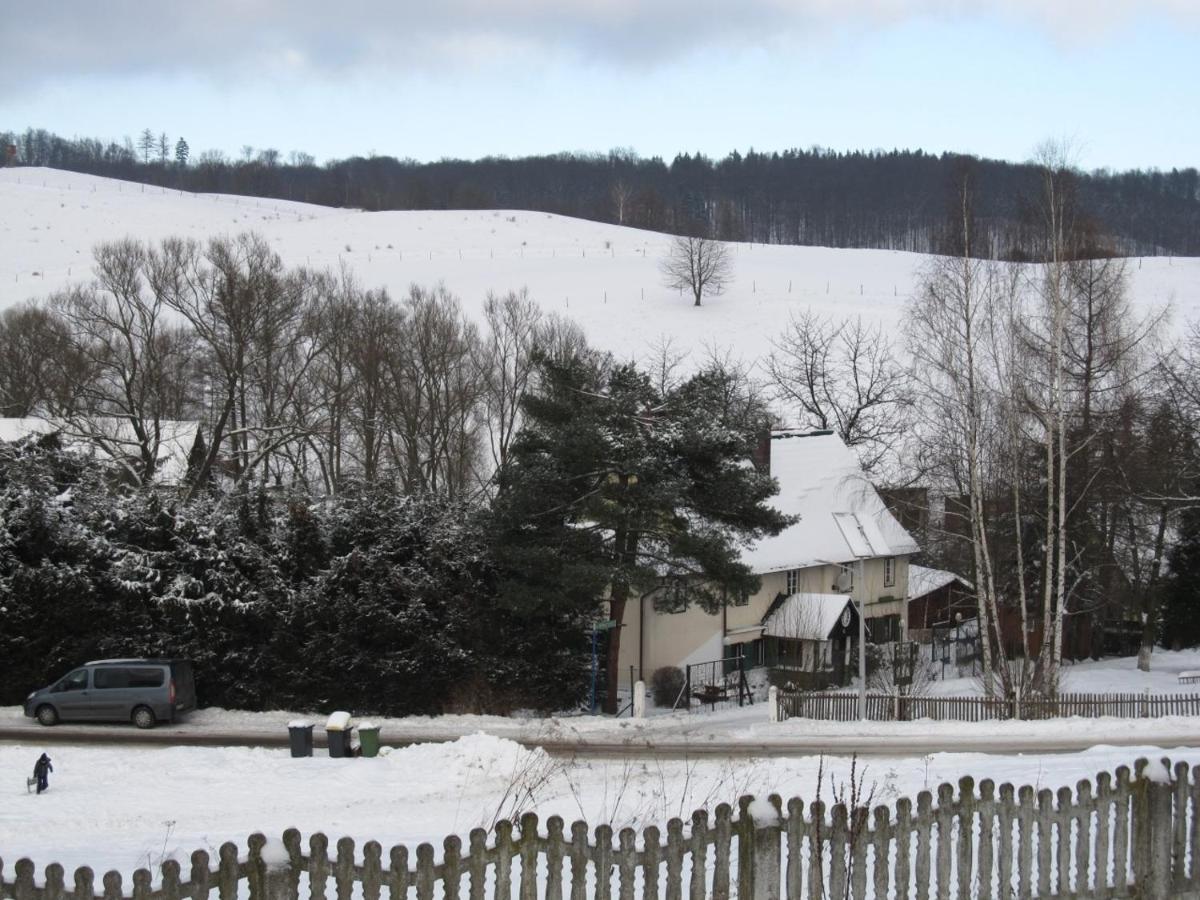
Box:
[0,1,1197,172]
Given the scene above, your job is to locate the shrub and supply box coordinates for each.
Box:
[651,666,685,708]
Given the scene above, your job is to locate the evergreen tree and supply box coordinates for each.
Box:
[137,128,155,164]
[1162,501,1200,650]
[497,350,790,713]
[175,137,189,167]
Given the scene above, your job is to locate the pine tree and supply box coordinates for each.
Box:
[1162,502,1200,650]
[496,349,790,713]
[175,137,190,167]
[138,128,155,164]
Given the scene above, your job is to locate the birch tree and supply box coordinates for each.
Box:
[907,172,1005,696]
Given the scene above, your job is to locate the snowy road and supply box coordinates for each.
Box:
[2,715,1199,758]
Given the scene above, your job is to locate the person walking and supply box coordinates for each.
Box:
[33,753,53,794]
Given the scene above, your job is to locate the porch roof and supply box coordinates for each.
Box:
[761,592,856,641]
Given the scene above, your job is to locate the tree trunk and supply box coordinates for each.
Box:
[604,587,626,715]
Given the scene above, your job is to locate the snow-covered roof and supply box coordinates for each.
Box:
[0,417,200,484]
[742,430,919,573]
[907,565,972,599]
[762,592,856,641]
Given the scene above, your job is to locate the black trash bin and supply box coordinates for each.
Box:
[325,711,353,758]
[287,720,314,758]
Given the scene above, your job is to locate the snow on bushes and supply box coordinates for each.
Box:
[0,438,589,715]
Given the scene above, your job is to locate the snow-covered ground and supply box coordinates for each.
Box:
[924,647,1200,697]
[2,736,1197,879]
[4,168,1200,880]
[3,168,1197,371]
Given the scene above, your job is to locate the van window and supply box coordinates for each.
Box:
[128,667,165,688]
[55,669,89,692]
[94,667,165,689]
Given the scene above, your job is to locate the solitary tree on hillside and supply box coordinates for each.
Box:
[138,129,155,164]
[175,138,190,168]
[661,235,732,307]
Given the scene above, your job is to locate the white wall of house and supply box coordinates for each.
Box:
[615,595,725,678]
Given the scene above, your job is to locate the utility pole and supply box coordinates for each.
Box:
[857,556,867,720]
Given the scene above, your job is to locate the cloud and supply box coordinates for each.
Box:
[0,0,1196,94]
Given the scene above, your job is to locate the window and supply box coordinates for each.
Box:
[94,668,129,689]
[884,557,896,588]
[55,670,88,692]
[128,667,165,688]
[786,569,800,595]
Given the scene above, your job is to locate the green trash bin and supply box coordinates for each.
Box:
[358,721,381,758]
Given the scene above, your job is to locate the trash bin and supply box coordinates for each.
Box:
[287,720,315,758]
[325,711,353,758]
[358,721,381,758]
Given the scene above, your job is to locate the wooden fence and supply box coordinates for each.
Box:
[777,689,1200,723]
[3,758,1200,899]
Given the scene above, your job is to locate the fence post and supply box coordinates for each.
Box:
[738,797,782,900]
[1132,759,1174,900]
[1142,687,1150,718]
[633,680,646,718]
[264,864,291,900]
[768,686,779,723]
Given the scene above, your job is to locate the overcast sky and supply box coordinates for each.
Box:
[1,1,1197,170]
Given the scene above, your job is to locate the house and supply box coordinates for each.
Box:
[906,565,975,638]
[0,417,203,486]
[616,429,920,687]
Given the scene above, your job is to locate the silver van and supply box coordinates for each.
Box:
[23,659,197,728]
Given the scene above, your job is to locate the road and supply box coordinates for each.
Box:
[2,718,1198,758]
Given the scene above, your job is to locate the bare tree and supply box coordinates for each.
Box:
[610,180,633,226]
[907,171,1005,697]
[386,285,484,498]
[660,235,732,307]
[643,334,689,397]
[151,233,318,497]
[477,288,543,481]
[766,311,910,474]
[51,239,197,485]
[0,303,82,417]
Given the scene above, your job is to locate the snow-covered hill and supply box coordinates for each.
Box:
[2,167,1197,366]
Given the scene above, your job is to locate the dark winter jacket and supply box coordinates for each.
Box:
[33,754,52,778]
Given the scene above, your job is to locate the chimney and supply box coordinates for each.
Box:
[751,429,771,474]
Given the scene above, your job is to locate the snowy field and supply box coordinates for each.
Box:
[926,646,1200,697]
[2,736,1199,878]
[3,168,1198,373]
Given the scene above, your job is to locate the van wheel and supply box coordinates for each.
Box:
[36,705,59,727]
[132,706,156,729]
